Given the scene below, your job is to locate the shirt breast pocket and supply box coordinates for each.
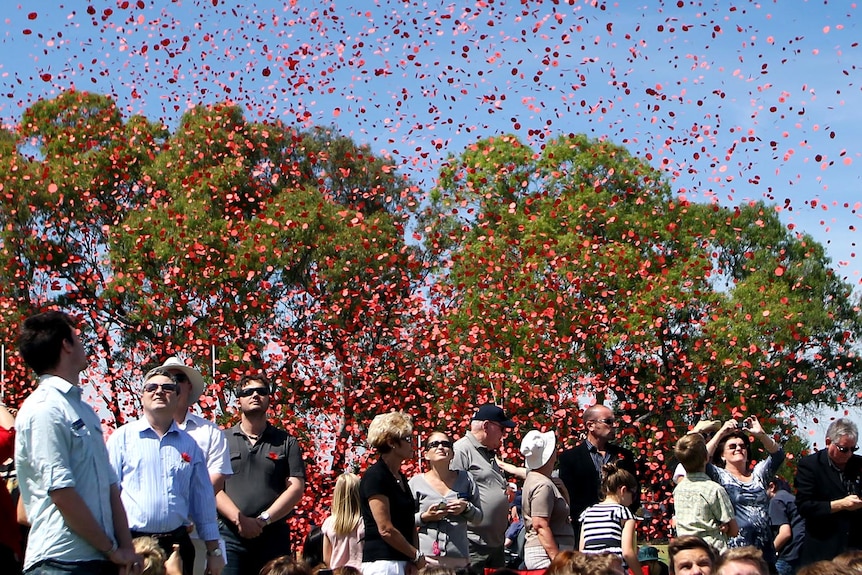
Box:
[70,420,93,457]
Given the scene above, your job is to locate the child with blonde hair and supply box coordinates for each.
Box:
[322,472,365,569]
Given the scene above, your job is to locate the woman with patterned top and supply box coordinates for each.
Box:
[707,415,785,569]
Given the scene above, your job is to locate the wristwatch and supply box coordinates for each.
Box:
[207,548,223,558]
[413,549,424,563]
[258,511,271,525]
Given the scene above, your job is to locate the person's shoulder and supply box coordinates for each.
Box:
[559,441,587,458]
[186,412,219,429]
[407,472,426,490]
[453,435,471,450]
[797,450,825,469]
[610,442,636,458]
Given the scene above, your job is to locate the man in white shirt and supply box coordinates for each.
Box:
[162,356,232,574]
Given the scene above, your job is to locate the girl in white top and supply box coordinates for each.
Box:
[322,472,365,569]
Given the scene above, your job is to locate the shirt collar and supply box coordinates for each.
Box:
[38,374,79,397]
[131,416,182,437]
[467,429,496,454]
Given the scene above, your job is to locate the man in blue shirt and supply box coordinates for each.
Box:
[107,368,224,575]
[15,310,140,574]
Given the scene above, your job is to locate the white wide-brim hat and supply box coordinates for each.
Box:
[520,430,556,471]
[161,356,206,402]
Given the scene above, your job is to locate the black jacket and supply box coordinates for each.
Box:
[558,441,639,536]
[795,449,862,564]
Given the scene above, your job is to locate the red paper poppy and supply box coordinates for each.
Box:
[182,452,191,463]
[268,452,279,461]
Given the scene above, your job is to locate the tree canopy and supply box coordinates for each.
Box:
[1,93,861,538]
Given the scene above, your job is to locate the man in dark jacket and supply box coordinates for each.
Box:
[558,404,639,538]
[795,418,862,564]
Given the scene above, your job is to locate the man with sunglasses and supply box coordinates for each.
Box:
[558,404,640,539]
[162,356,233,575]
[216,375,306,575]
[107,368,223,575]
[795,417,862,564]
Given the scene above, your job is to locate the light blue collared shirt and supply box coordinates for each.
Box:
[15,374,119,570]
[107,417,219,541]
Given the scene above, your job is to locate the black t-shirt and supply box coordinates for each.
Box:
[360,459,416,562]
[221,423,306,518]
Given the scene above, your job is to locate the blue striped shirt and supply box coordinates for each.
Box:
[107,418,219,541]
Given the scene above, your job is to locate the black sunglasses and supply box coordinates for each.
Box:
[426,440,454,450]
[835,444,859,454]
[237,386,270,398]
[143,382,178,393]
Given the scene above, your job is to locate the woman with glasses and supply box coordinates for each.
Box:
[409,432,482,570]
[706,416,785,569]
[360,412,424,575]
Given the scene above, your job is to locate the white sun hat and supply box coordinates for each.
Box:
[160,356,206,403]
[520,430,557,471]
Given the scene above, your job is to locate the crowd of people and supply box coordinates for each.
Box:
[3,310,862,575]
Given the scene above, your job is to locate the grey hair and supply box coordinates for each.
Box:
[827,418,859,445]
[143,366,179,383]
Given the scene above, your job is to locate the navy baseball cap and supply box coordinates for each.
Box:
[472,404,516,428]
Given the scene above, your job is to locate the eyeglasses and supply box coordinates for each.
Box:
[835,444,859,454]
[236,387,270,398]
[143,382,178,393]
[589,418,617,426]
[399,435,413,443]
[725,443,747,451]
[486,421,509,432]
[427,440,454,450]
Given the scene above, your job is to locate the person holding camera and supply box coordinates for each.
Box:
[409,431,483,570]
[706,416,785,568]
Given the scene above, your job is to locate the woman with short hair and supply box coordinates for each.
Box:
[360,412,425,575]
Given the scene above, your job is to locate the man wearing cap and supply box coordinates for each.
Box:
[452,404,521,575]
[162,356,232,574]
[558,404,640,538]
[107,367,224,575]
[216,374,306,575]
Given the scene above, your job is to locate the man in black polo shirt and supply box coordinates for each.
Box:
[215,374,306,575]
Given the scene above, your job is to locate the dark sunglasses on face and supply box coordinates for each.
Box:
[236,386,270,398]
[836,444,859,454]
[426,440,454,450]
[143,382,178,393]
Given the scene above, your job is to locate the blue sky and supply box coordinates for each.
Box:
[1,0,861,439]
[1,1,860,278]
